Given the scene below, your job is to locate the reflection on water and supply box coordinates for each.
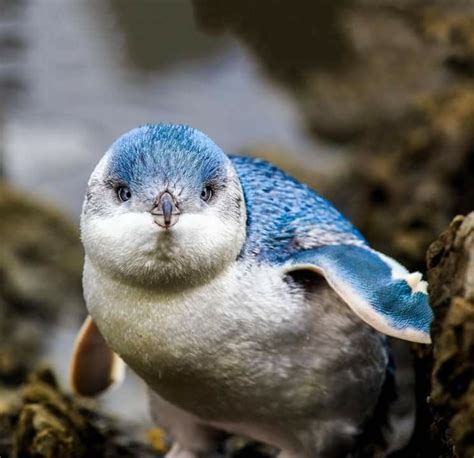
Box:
[2,0,336,218]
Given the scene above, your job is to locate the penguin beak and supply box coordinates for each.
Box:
[151,192,180,229]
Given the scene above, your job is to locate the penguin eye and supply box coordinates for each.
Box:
[117,186,132,202]
[200,186,213,202]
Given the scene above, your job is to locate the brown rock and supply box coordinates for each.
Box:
[0,367,160,458]
[0,184,84,385]
[409,213,473,458]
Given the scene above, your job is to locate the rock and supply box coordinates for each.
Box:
[0,183,84,320]
[409,213,474,458]
[0,183,84,385]
[0,367,160,458]
[427,214,474,458]
[192,0,474,141]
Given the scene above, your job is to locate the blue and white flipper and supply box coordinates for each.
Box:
[283,244,433,344]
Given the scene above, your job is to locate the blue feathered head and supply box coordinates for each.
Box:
[109,124,230,197]
[81,123,246,287]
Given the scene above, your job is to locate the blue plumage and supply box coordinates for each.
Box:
[77,123,434,457]
[109,124,365,263]
[232,157,432,341]
[109,124,229,195]
[104,123,432,343]
[287,245,433,339]
[231,156,365,262]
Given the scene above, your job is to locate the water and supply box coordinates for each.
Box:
[1,0,336,218]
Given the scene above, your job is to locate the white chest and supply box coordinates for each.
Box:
[83,259,306,384]
[83,257,386,425]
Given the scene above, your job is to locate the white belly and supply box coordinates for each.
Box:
[84,257,386,424]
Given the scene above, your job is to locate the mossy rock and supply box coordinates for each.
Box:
[0,184,84,385]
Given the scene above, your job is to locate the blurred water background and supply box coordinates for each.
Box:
[1,0,341,217]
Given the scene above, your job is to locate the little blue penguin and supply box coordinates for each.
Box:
[70,123,433,458]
